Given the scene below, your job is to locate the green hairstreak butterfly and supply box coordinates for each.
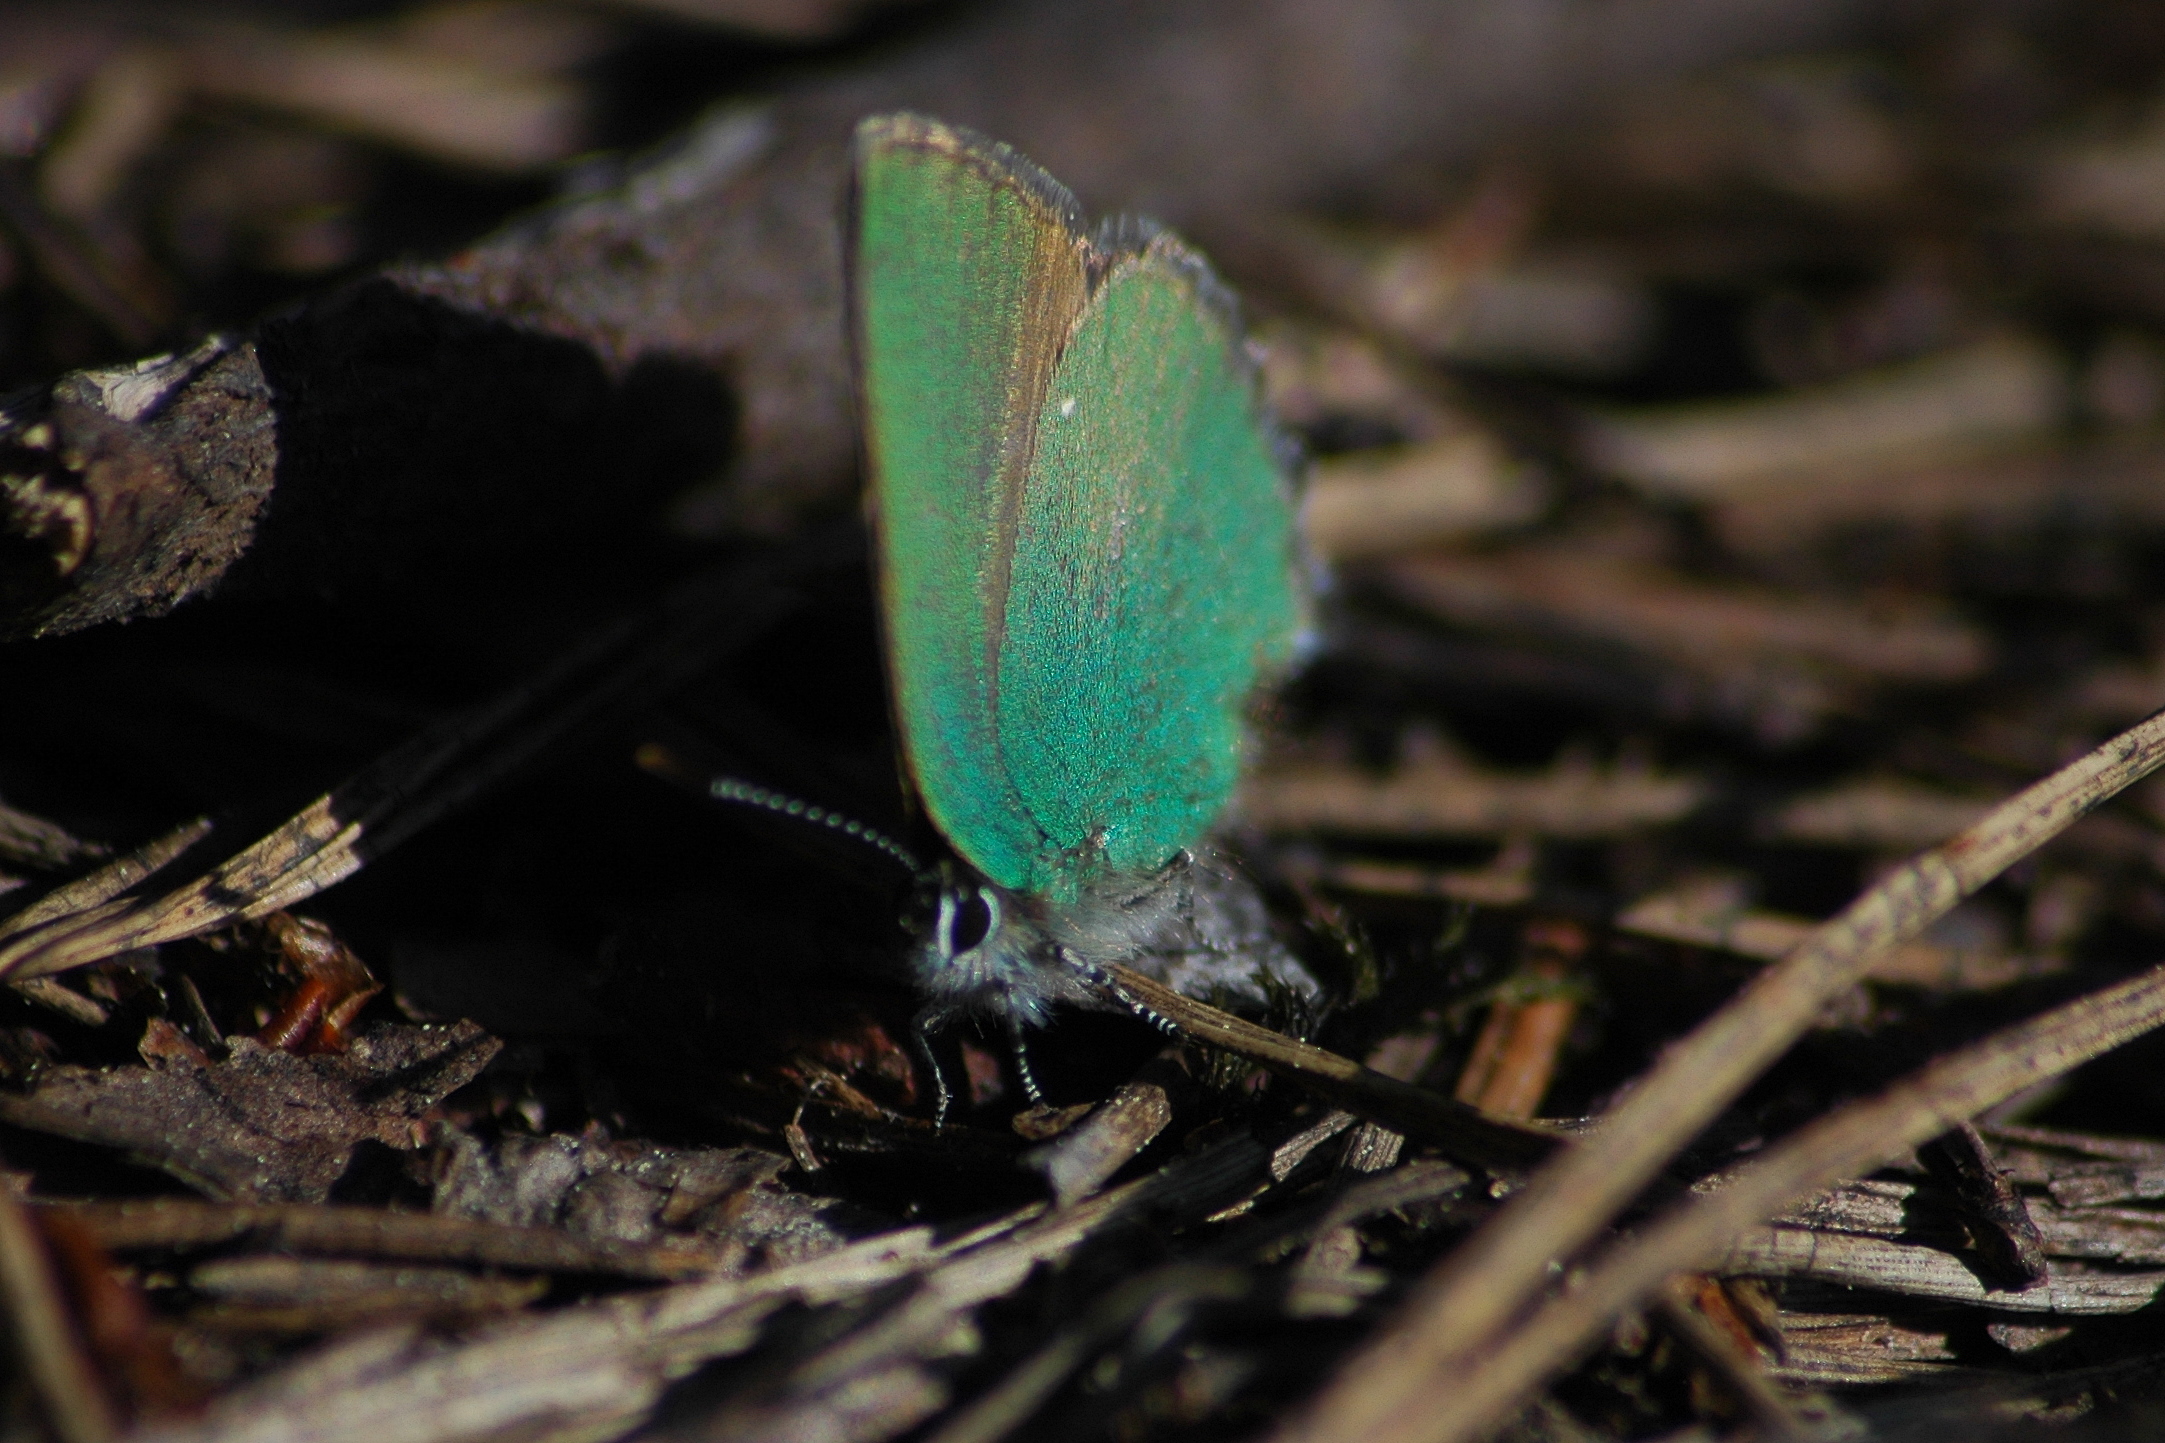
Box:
[847,113,1310,1110]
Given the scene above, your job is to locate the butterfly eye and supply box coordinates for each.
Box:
[939,885,999,957]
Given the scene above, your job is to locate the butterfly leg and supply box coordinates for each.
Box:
[1006,1018,1046,1107]
[912,1007,955,1129]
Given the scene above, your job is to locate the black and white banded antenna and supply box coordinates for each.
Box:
[633,742,924,876]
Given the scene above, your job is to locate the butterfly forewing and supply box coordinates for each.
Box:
[852,113,1089,892]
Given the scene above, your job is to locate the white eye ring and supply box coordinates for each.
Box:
[936,884,1002,960]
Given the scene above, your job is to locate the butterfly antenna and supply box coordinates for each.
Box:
[634,743,924,875]
[1063,955,1183,1041]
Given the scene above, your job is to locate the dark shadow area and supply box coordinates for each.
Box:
[241,278,739,681]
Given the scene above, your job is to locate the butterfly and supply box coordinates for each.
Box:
[847,113,1310,1115]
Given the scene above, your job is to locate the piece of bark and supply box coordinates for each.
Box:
[1984,1121,2165,1174]
[0,339,274,638]
[1916,1123,2049,1292]
[1337,1124,1406,1176]
[0,0,1963,639]
[1268,1111,1359,1182]
[2048,1162,2165,1209]
[1323,1018,1467,1182]
[1768,1171,2165,1267]
[0,1021,498,1202]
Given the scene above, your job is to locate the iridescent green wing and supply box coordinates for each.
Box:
[996,234,1305,898]
[851,113,1089,892]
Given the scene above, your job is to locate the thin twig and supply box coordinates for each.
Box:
[1272,708,2165,1443]
[1451,922,1583,1118]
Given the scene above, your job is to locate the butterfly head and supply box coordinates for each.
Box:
[903,861,1067,1025]
[903,850,1208,1033]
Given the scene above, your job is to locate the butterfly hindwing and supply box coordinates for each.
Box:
[995,237,1303,896]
